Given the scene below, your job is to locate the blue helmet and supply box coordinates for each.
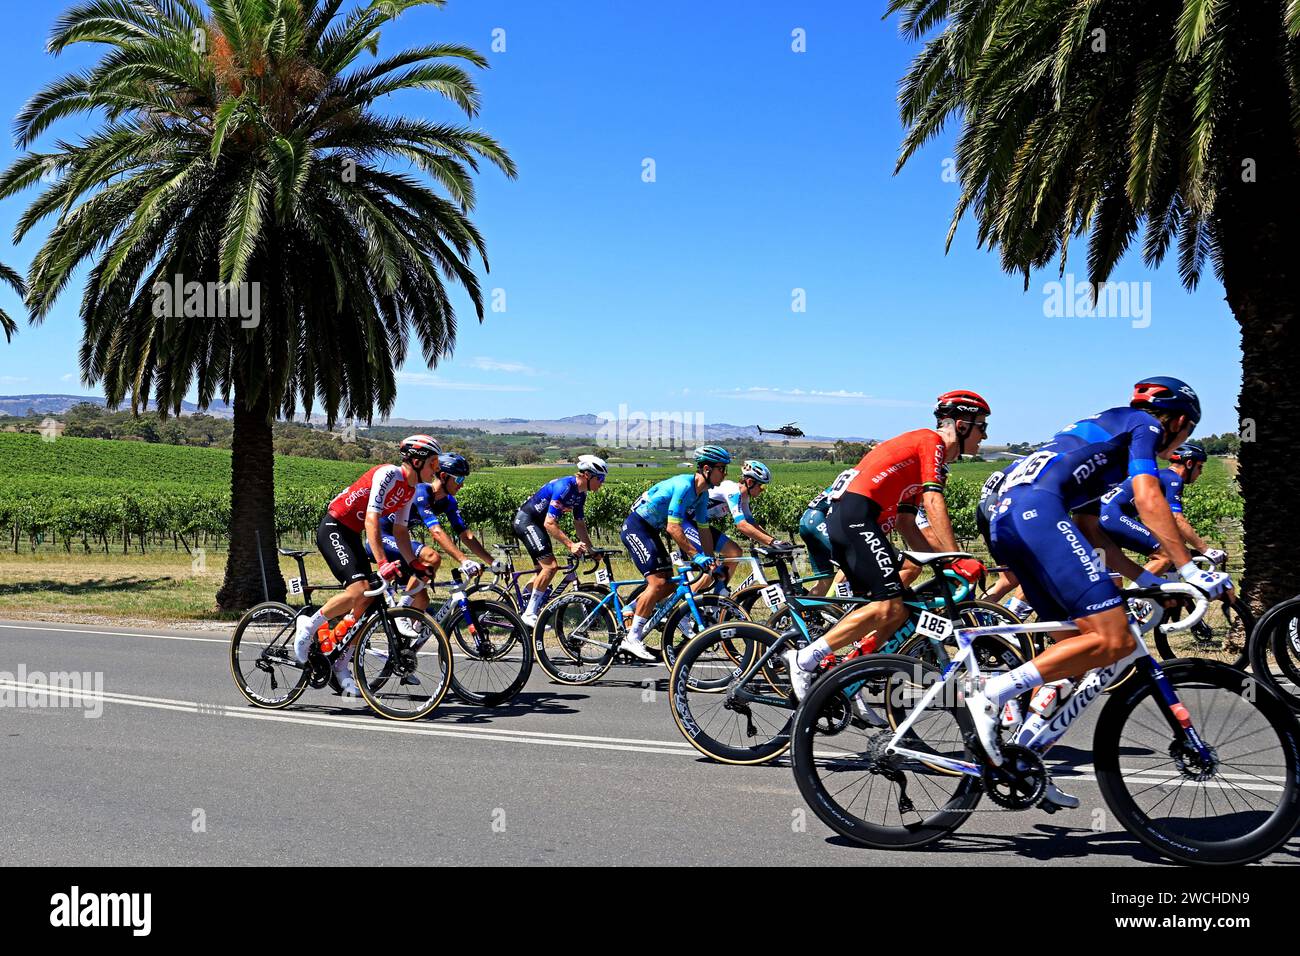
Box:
[1168,442,1207,465]
[1131,377,1201,425]
[438,453,470,479]
[693,445,731,466]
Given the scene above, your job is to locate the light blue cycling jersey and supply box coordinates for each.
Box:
[705,480,753,525]
[632,473,710,530]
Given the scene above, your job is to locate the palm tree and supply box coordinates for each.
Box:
[1,0,515,610]
[889,0,1300,609]
[0,262,25,341]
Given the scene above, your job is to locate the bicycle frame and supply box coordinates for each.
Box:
[883,583,1215,777]
[558,565,723,652]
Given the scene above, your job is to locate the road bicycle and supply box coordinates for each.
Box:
[1248,591,1300,713]
[228,549,452,720]
[1146,554,1253,667]
[531,560,748,685]
[421,568,533,706]
[668,546,1025,765]
[790,580,1300,865]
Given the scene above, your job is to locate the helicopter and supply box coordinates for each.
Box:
[756,422,805,438]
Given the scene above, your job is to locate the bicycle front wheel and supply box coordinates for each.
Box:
[661,594,750,669]
[229,602,310,709]
[1094,658,1300,865]
[790,655,982,849]
[1154,595,1251,669]
[353,609,452,720]
[534,591,620,684]
[447,600,533,706]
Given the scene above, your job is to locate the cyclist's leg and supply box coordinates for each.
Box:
[714,536,743,588]
[978,506,1022,604]
[798,506,835,596]
[301,514,375,670]
[513,509,555,617]
[620,512,673,640]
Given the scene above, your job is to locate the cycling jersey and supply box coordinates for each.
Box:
[382,483,468,536]
[705,480,753,526]
[632,473,710,530]
[519,476,587,522]
[806,483,835,512]
[326,464,416,532]
[1100,467,1184,517]
[990,407,1163,513]
[798,506,834,576]
[832,429,949,532]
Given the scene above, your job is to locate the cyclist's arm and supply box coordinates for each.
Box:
[917,490,960,552]
[389,520,421,566]
[1132,473,1194,567]
[664,519,698,557]
[573,517,594,550]
[1175,513,1210,552]
[893,510,928,586]
[732,518,775,546]
[542,511,577,551]
[1075,512,1149,583]
[426,523,470,565]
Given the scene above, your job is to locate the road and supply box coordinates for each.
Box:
[1,619,1297,866]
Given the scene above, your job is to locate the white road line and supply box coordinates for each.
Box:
[0,679,697,755]
[0,622,230,644]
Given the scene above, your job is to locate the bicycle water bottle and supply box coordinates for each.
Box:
[322,613,357,654]
[1029,679,1074,717]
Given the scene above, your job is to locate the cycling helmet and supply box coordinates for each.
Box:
[1168,442,1207,465]
[399,434,441,461]
[438,453,470,479]
[576,454,608,477]
[935,390,991,419]
[1131,377,1201,425]
[741,460,772,484]
[693,445,732,466]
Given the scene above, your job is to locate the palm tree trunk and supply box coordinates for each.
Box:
[216,382,285,611]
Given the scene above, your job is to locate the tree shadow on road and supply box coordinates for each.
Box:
[2,576,174,595]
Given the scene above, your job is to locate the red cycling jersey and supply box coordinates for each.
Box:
[327,464,416,532]
[834,428,948,531]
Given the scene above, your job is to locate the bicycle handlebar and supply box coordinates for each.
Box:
[1128,581,1212,633]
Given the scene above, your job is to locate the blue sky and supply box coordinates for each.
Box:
[0,0,1241,441]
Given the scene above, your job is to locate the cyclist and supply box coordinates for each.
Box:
[783,391,991,698]
[1098,442,1224,573]
[976,467,1033,618]
[798,481,846,597]
[513,455,607,627]
[965,378,1232,801]
[683,459,788,592]
[294,435,441,695]
[364,453,503,615]
[618,445,729,660]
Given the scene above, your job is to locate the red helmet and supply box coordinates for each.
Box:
[935,390,991,418]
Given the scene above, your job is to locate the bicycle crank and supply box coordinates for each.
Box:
[981,744,1047,810]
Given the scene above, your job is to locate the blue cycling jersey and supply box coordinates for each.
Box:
[1100,467,1184,517]
[380,482,467,536]
[992,407,1163,512]
[520,476,587,522]
[632,473,710,530]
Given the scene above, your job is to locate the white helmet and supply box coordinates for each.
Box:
[399,434,441,461]
[576,454,608,477]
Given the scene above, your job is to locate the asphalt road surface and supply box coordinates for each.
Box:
[2,619,1297,867]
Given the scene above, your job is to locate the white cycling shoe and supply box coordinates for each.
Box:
[621,634,656,661]
[962,679,1004,766]
[332,655,361,698]
[293,617,318,663]
[1042,778,1080,810]
[521,611,540,629]
[783,650,816,703]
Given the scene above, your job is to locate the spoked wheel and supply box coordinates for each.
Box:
[229,602,312,709]
[669,622,798,764]
[446,600,533,706]
[791,655,981,848]
[1155,595,1252,669]
[1250,602,1300,711]
[661,594,750,670]
[353,609,452,720]
[1094,658,1300,865]
[533,591,620,684]
[466,582,518,611]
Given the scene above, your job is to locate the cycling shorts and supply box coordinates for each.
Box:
[682,521,732,555]
[620,511,673,576]
[316,513,371,587]
[798,504,834,577]
[825,492,903,601]
[512,509,553,561]
[1098,511,1160,556]
[363,533,427,580]
[988,486,1123,621]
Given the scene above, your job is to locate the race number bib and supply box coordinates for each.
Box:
[287,577,304,596]
[826,468,860,501]
[1002,450,1056,491]
[834,580,854,599]
[595,568,611,586]
[760,584,786,610]
[915,610,954,641]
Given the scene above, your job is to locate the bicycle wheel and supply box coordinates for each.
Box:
[534,591,620,684]
[1154,595,1251,668]
[1093,658,1300,865]
[1254,603,1300,710]
[353,609,452,720]
[790,655,982,848]
[669,622,798,764]
[661,594,750,669]
[467,582,517,610]
[446,600,533,706]
[229,602,311,709]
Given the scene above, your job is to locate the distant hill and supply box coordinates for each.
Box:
[0,394,233,418]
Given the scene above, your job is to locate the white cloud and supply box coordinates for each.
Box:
[468,357,536,375]
[712,387,924,408]
[396,371,538,392]
[61,373,80,384]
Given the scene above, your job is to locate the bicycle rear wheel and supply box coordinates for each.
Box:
[1094,658,1300,865]
[446,600,533,706]
[229,602,310,709]
[353,609,452,720]
[670,622,799,764]
[790,655,981,848]
[661,594,750,669]
[534,591,620,684]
